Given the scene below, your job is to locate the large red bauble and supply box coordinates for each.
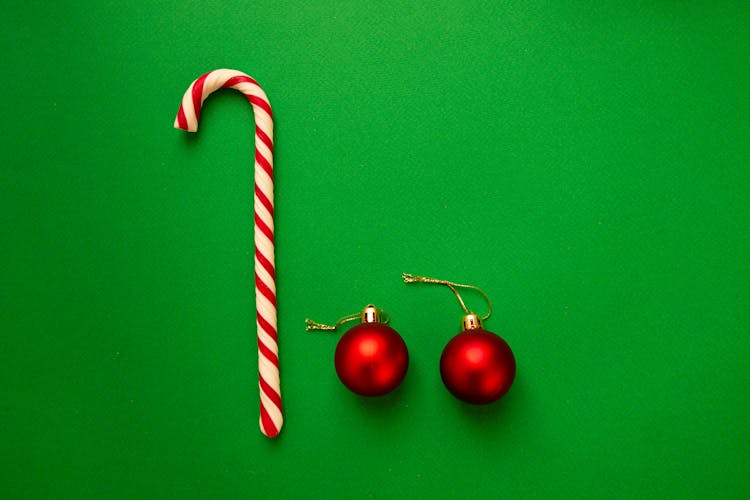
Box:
[440,329,516,404]
[334,323,409,397]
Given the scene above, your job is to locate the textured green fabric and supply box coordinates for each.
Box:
[2,2,749,498]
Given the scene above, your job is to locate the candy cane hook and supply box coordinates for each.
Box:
[174,69,282,438]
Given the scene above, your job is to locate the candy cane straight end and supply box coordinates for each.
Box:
[263,429,281,439]
[175,68,282,438]
[262,420,282,439]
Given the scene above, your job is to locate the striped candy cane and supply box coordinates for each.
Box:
[174,69,282,438]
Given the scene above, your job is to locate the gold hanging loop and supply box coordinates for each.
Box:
[304,313,360,331]
[402,273,493,322]
[305,304,389,332]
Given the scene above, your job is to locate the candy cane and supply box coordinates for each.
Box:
[174,69,282,438]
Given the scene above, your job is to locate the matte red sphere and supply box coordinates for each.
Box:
[440,329,516,404]
[334,323,409,397]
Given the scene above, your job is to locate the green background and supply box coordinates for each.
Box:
[2,1,749,498]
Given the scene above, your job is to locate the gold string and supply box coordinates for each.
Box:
[305,308,390,331]
[304,312,361,331]
[402,273,493,321]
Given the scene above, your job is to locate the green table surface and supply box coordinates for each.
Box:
[2,2,749,498]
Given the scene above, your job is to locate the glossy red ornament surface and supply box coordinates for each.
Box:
[334,323,409,397]
[440,329,516,404]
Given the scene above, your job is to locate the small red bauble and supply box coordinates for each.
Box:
[334,322,409,397]
[440,328,516,404]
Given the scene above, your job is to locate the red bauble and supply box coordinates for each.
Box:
[440,329,516,404]
[334,323,409,397]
